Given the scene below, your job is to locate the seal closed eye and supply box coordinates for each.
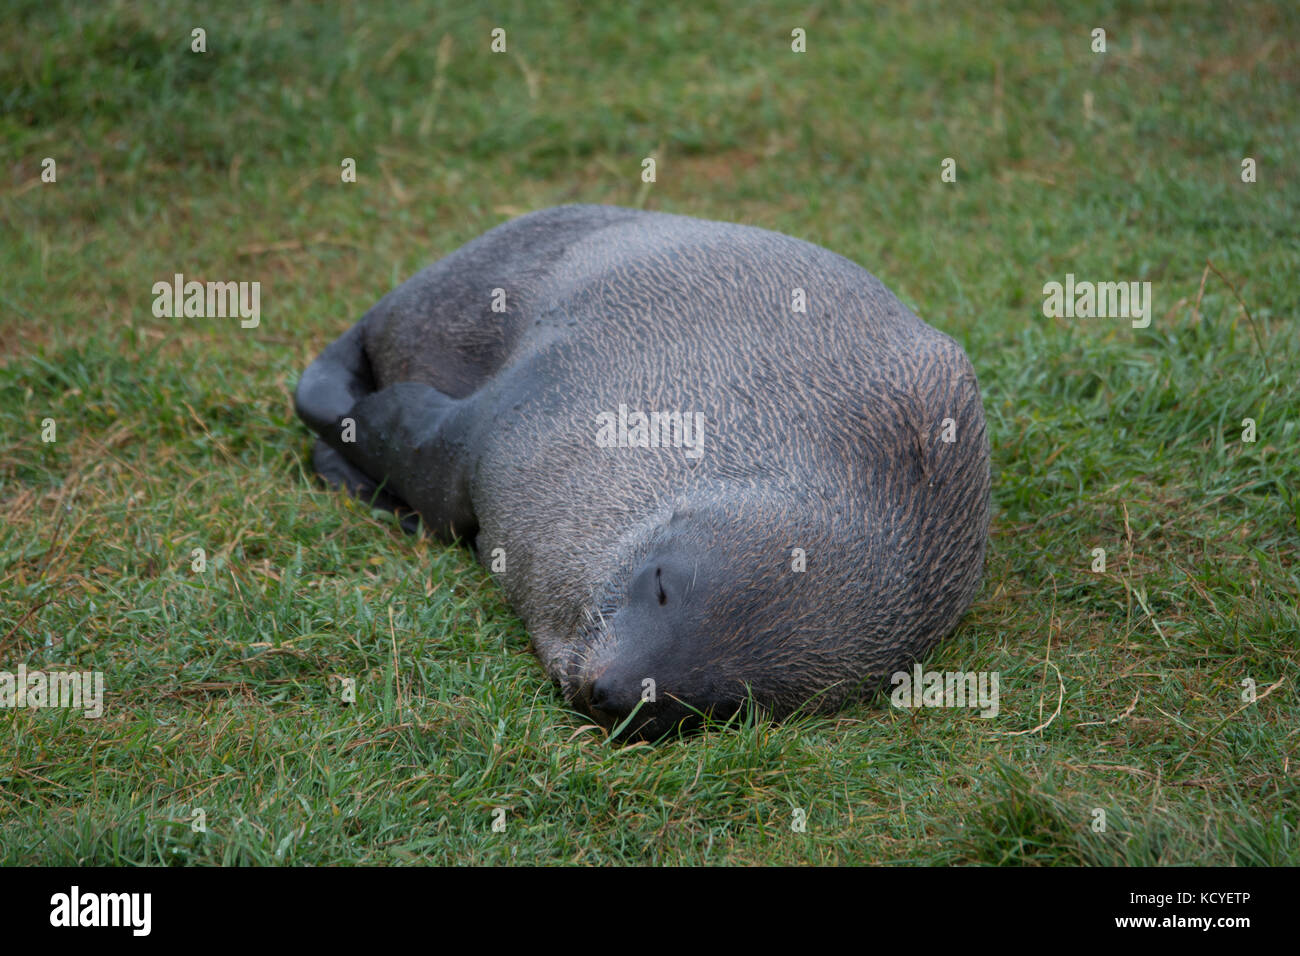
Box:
[295,204,991,740]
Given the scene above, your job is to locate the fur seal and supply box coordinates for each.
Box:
[295,205,990,739]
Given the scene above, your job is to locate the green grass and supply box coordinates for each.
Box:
[1,0,1297,865]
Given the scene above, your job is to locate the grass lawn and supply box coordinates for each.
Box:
[1,0,1297,865]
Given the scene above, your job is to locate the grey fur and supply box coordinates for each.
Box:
[295,205,990,738]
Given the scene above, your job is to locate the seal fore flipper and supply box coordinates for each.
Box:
[342,383,478,542]
[310,439,423,535]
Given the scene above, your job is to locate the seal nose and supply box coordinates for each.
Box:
[589,672,642,720]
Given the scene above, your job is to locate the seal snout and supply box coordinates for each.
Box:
[576,551,691,730]
[589,671,640,717]
[574,541,742,740]
[578,659,665,734]
[582,663,707,741]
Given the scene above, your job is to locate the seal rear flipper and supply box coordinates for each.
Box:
[297,318,423,534]
[310,440,423,535]
[294,320,376,438]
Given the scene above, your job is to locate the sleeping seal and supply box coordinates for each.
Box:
[295,205,990,739]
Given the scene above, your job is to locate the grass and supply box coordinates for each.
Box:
[1,0,1297,865]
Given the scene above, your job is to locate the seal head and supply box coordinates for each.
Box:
[579,525,744,738]
[567,494,889,740]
